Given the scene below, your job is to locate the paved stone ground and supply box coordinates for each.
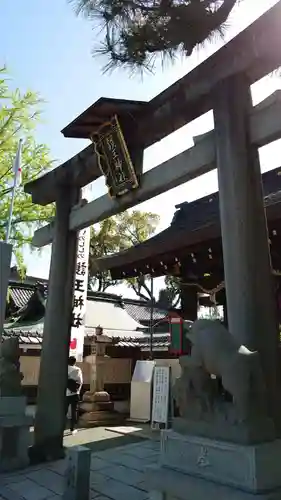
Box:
[0,437,160,500]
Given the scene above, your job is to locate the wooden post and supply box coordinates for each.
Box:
[213,73,281,433]
[30,186,80,463]
[180,285,198,321]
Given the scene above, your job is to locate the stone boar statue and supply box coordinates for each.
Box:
[183,319,267,422]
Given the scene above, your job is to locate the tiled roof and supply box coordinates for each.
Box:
[7,282,169,327]
[4,317,145,344]
[7,282,48,315]
[5,282,175,349]
[4,313,174,350]
[123,300,167,323]
[85,327,145,339]
[3,321,43,346]
[9,287,34,309]
[3,326,171,350]
[3,330,38,346]
[85,300,145,332]
[117,333,171,350]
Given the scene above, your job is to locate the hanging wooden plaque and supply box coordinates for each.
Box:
[92,115,139,198]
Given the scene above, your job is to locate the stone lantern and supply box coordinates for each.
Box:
[79,326,119,426]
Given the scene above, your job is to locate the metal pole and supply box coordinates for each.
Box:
[149,275,154,359]
[5,139,23,243]
[5,183,17,243]
[0,242,12,340]
[1,141,22,338]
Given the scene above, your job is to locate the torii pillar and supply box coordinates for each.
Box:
[213,73,281,433]
[29,186,79,463]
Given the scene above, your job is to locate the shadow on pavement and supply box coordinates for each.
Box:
[70,432,146,453]
[28,421,154,455]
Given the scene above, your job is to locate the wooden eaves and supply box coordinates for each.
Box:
[93,166,281,280]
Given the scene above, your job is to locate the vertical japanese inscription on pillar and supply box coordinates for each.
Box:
[92,115,139,198]
[70,228,90,362]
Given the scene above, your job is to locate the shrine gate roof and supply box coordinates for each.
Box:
[61,97,147,139]
[93,166,281,281]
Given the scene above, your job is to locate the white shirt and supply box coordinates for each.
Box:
[67,365,83,397]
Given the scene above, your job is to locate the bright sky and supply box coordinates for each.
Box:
[1,0,281,298]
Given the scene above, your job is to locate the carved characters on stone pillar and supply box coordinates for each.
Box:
[0,337,23,396]
[197,446,210,468]
[65,456,76,489]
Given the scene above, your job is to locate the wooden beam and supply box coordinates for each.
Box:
[32,91,281,248]
[32,134,215,247]
[25,143,96,205]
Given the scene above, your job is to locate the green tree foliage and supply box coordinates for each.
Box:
[70,0,238,71]
[88,210,160,298]
[158,275,181,308]
[0,67,54,268]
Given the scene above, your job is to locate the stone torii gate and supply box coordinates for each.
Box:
[26,2,281,462]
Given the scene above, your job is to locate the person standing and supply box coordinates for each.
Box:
[66,356,83,435]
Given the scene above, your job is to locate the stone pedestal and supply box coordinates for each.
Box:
[79,342,125,427]
[79,391,122,427]
[145,430,281,499]
[172,415,275,445]
[0,396,33,472]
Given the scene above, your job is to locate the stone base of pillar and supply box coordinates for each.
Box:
[146,466,281,499]
[145,430,281,499]
[79,391,124,427]
[0,396,33,472]
[28,438,65,465]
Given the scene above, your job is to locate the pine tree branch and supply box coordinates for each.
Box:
[140,280,153,300]
[129,281,150,301]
